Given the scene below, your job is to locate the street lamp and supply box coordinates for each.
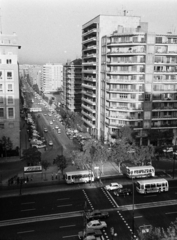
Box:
[132,176,135,239]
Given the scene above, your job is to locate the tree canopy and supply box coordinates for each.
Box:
[22,147,41,166]
[55,155,67,174]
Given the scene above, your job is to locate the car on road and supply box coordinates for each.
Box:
[48,114,52,117]
[49,121,53,125]
[86,210,109,221]
[57,129,61,134]
[86,220,107,230]
[44,128,48,132]
[48,140,53,146]
[55,125,59,129]
[113,188,132,197]
[105,182,123,191]
[31,144,46,149]
[52,119,55,122]
[78,228,102,240]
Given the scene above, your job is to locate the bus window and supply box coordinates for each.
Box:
[145,184,150,189]
[151,184,156,188]
[157,183,161,187]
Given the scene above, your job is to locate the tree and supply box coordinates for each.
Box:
[55,155,67,175]
[41,160,50,180]
[1,136,13,157]
[33,84,40,94]
[22,146,41,166]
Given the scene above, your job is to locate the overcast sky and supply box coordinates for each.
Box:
[1,0,177,65]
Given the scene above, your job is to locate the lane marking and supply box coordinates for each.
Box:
[21,202,35,205]
[165,211,177,215]
[57,204,72,207]
[63,235,78,238]
[21,209,36,212]
[134,216,142,218]
[60,225,75,228]
[57,198,70,201]
[17,230,34,234]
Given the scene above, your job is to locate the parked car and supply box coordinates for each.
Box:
[86,220,107,230]
[86,210,109,221]
[48,140,53,146]
[78,228,102,240]
[105,182,123,191]
[113,188,132,197]
[44,128,48,133]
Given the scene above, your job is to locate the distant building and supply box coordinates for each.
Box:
[42,63,63,93]
[0,32,21,150]
[63,59,82,112]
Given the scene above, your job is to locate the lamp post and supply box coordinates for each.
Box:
[132,176,135,239]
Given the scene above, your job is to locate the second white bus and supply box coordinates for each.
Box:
[135,178,169,194]
[65,170,94,184]
[126,166,155,178]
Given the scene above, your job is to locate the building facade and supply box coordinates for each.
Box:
[82,14,177,144]
[82,14,142,138]
[101,25,177,143]
[42,63,63,93]
[0,32,21,150]
[63,59,82,112]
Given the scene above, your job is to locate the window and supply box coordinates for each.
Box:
[0,83,4,93]
[0,108,4,118]
[7,96,14,105]
[120,94,128,99]
[0,71,4,80]
[6,59,12,64]
[7,83,14,93]
[7,107,15,119]
[0,96,4,104]
[6,71,13,80]
[0,123,4,129]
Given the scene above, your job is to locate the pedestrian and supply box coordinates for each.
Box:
[55,173,58,179]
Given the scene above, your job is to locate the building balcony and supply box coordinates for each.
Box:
[82,61,96,66]
[106,78,144,83]
[107,70,145,75]
[106,106,143,111]
[82,69,97,74]
[107,50,146,55]
[107,60,145,65]
[82,83,96,90]
[153,88,177,93]
[82,97,96,105]
[107,40,146,46]
[82,37,97,44]
[82,117,95,128]
[106,88,143,93]
[82,110,96,120]
[82,53,97,59]
[82,90,96,97]
[83,77,96,82]
[153,78,176,83]
[82,28,97,37]
[152,115,177,120]
[82,104,96,113]
[83,45,97,52]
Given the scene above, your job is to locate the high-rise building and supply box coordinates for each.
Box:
[0,32,21,150]
[82,14,177,144]
[42,63,63,93]
[82,14,142,139]
[63,59,82,112]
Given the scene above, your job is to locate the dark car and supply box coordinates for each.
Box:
[86,210,109,221]
[78,228,102,239]
[113,188,132,197]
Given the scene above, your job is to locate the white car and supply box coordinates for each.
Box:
[57,129,61,134]
[48,140,53,146]
[32,144,46,149]
[49,121,53,125]
[55,125,59,129]
[105,182,123,191]
[86,220,107,230]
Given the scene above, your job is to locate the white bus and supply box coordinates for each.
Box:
[126,166,155,178]
[135,178,169,194]
[65,170,94,184]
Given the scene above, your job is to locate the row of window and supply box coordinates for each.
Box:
[0,95,14,105]
[0,122,14,129]
[0,70,14,80]
[0,107,15,119]
[0,83,14,93]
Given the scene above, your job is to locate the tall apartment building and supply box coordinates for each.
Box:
[63,59,82,112]
[0,32,21,149]
[82,14,177,144]
[82,14,142,138]
[42,63,63,93]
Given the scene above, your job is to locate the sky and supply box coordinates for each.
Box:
[0,0,177,65]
